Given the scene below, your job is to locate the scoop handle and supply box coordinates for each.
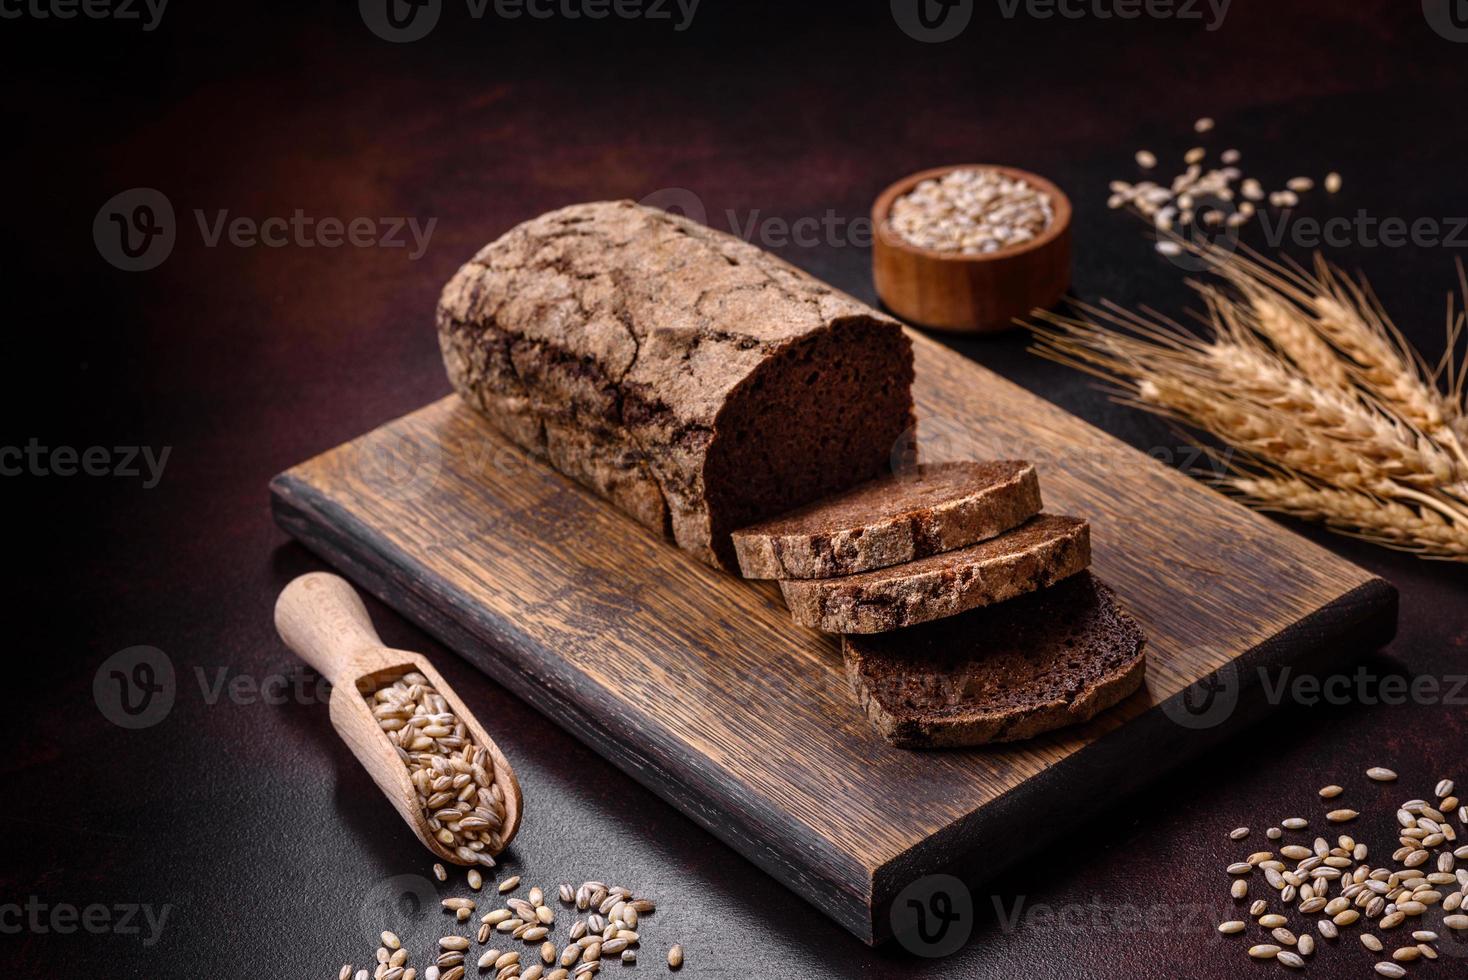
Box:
[275,572,387,687]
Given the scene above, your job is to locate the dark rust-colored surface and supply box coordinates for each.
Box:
[7,3,1468,977]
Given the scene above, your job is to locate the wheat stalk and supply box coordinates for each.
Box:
[1028,241,1468,561]
[1218,472,1468,560]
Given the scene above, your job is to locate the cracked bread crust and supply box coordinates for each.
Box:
[779,513,1090,633]
[842,573,1147,747]
[731,460,1041,579]
[437,200,915,569]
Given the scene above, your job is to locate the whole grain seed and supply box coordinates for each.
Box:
[1218,921,1246,934]
[1296,933,1314,956]
[478,952,499,970]
[1369,768,1399,782]
[1283,818,1308,830]
[888,169,1055,255]
[1267,827,1283,840]
[1437,779,1455,799]
[1276,951,1304,969]
[499,876,521,894]
[1327,810,1359,823]
[620,951,635,965]
[494,952,519,970]
[1251,900,1268,917]
[440,937,469,952]
[391,950,407,969]
[667,945,684,970]
[1317,920,1338,939]
[1374,965,1405,979]
[1259,914,1288,928]
[1231,880,1249,899]
[1324,172,1342,193]
[541,943,556,965]
[1271,927,1297,945]
[559,885,574,904]
[434,863,448,882]
[1248,944,1281,959]
[523,968,544,980]
[1136,150,1157,170]
[1319,786,1343,799]
[1445,914,1468,929]
[467,870,482,891]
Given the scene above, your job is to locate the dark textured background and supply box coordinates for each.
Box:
[5,1,1468,976]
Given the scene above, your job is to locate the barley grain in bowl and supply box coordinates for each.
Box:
[872,164,1072,333]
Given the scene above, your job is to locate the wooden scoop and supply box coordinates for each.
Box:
[274,571,522,864]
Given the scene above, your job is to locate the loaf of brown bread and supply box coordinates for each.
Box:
[842,573,1146,747]
[779,513,1090,633]
[438,201,915,570]
[731,461,1041,579]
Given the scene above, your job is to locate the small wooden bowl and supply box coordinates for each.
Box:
[872,164,1072,333]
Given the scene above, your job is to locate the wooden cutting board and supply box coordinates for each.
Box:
[270,329,1396,945]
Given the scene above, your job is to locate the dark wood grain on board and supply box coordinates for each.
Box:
[270,328,1398,944]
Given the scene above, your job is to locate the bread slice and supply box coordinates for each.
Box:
[779,513,1089,633]
[842,573,1146,747]
[730,461,1041,580]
